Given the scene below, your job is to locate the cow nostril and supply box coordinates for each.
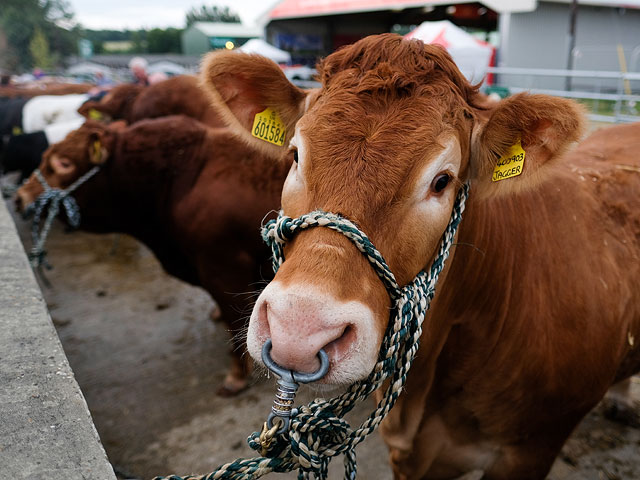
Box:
[323,324,356,363]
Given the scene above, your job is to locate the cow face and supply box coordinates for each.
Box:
[201,34,584,385]
[15,121,116,212]
[77,84,144,123]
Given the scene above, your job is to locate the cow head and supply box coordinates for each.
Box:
[78,84,144,123]
[15,120,121,212]
[201,34,584,385]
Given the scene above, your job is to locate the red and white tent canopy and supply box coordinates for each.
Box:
[405,20,494,84]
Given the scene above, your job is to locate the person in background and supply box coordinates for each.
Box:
[128,57,149,86]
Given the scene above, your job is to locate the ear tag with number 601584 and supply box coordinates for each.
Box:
[492,139,526,182]
[251,108,286,146]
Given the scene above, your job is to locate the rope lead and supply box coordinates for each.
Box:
[155,183,470,480]
[25,166,100,268]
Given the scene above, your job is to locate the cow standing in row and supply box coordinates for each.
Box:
[78,75,224,128]
[1,94,87,179]
[2,118,84,181]
[200,35,640,479]
[16,116,290,395]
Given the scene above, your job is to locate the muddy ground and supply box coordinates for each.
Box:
[5,198,640,480]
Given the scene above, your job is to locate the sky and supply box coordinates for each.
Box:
[66,0,279,30]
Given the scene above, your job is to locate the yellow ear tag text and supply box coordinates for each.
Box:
[88,108,103,120]
[12,126,22,135]
[251,108,286,146]
[492,139,526,182]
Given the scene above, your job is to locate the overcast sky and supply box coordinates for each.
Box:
[67,0,278,30]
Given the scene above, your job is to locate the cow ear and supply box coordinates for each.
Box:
[469,93,585,198]
[88,133,109,165]
[200,50,307,159]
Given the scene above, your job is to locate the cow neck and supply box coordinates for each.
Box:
[104,127,207,235]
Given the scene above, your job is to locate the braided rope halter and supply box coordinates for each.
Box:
[24,166,100,268]
[156,183,469,480]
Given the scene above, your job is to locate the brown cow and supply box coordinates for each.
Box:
[199,35,640,479]
[0,83,94,98]
[15,116,290,395]
[78,75,224,128]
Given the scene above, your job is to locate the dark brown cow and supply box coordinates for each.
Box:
[78,75,225,128]
[16,116,290,395]
[77,83,144,122]
[200,35,640,479]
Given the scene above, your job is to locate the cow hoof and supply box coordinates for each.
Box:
[454,470,484,480]
[209,304,222,323]
[603,400,640,428]
[217,375,249,397]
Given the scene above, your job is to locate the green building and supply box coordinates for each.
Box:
[181,22,263,55]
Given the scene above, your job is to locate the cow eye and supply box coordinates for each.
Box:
[431,173,451,194]
[293,149,299,164]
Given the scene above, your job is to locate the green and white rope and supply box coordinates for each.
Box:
[25,166,100,268]
[155,183,469,480]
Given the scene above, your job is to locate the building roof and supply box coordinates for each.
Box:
[547,0,640,7]
[189,22,263,38]
[267,0,640,20]
[268,0,537,20]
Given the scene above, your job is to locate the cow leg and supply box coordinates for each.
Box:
[603,377,640,427]
[218,336,253,397]
[205,280,256,397]
[209,302,222,323]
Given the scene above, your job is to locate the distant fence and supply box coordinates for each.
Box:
[293,67,640,124]
[486,66,640,124]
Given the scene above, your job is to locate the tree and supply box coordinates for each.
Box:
[147,28,182,54]
[29,27,55,70]
[0,0,79,71]
[185,5,241,26]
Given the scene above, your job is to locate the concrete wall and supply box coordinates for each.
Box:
[499,2,640,90]
[0,198,116,480]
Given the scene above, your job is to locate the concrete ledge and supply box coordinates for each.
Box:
[0,199,116,479]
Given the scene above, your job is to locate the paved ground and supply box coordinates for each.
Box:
[5,198,640,480]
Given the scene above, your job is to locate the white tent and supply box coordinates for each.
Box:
[238,39,292,64]
[405,20,494,84]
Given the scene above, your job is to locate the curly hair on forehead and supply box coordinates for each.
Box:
[317,33,480,107]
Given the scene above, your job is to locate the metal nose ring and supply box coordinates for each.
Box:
[262,339,329,383]
[261,339,330,436]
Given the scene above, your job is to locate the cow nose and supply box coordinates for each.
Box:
[254,290,354,375]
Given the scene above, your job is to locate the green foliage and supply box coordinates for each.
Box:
[82,28,182,54]
[185,5,241,26]
[147,28,181,54]
[0,0,79,72]
[29,27,54,70]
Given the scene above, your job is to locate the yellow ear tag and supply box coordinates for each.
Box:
[251,108,286,146]
[492,139,526,182]
[92,140,102,162]
[12,126,22,135]
[88,108,103,120]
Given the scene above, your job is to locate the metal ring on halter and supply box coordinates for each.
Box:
[262,339,329,435]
